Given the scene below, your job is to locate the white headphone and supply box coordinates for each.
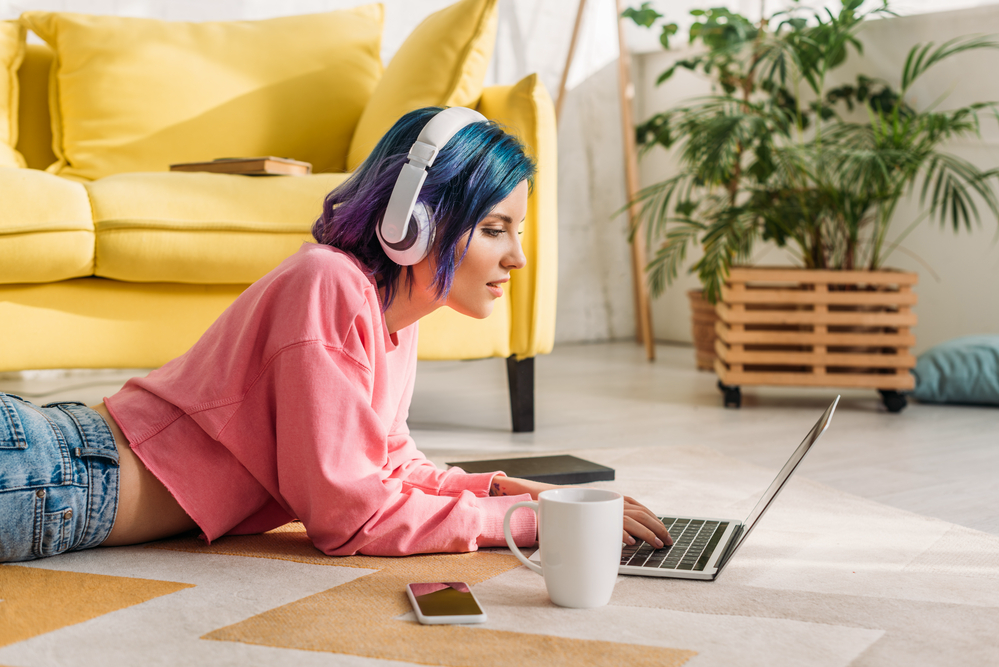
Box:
[376,107,488,265]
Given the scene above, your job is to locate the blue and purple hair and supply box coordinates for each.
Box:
[312,107,536,308]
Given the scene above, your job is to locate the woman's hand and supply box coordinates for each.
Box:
[490,475,673,548]
[622,496,673,548]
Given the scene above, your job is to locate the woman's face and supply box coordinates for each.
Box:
[444,179,529,319]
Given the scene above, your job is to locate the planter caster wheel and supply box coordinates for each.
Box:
[718,381,741,408]
[879,390,907,413]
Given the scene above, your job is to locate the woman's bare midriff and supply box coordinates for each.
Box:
[92,403,199,546]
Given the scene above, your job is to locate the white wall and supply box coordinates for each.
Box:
[635,4,999,353]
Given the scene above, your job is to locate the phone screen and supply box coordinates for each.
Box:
[408,582,484,617]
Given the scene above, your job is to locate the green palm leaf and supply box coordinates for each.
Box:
[901,35,999,93]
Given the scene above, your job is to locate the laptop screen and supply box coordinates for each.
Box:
[718,396,840,571]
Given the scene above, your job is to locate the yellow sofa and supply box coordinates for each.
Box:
[0,0,557,431]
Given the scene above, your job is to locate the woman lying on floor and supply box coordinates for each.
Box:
[0,107,672,563]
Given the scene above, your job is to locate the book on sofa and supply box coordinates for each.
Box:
[446,455,615,485]
[169,157,313,176]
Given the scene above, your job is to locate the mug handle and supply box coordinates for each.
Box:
[504,501,543,575]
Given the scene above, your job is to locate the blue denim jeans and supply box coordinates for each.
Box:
[0,393,119,562]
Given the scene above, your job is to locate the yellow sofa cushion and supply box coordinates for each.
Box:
[0,168,94,283]
[87,172,349,284]
[16,43,56,170]
[21,8,384,181]
[1,21,25,168]
[346,0,498,171]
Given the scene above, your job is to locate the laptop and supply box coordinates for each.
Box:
[622,396,839,580]
[531,396,840,581]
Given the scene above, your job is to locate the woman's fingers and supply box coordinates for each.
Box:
[622,496,655,515]
[622,510,673,548]
[622,515,662,547]
[621,495,673,547]
[622,498,666,527]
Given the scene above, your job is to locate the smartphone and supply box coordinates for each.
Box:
[406,582,487,625]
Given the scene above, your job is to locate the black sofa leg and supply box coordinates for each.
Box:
[506,355,535,433]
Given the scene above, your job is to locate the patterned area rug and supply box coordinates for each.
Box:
[2,445,997,666]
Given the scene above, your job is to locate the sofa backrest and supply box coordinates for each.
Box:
[19,8,386,180]
[12,0,501,179]
[16,42,55,171]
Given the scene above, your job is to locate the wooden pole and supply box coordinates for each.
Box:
[555,0,588,122]
[615,0,655,360]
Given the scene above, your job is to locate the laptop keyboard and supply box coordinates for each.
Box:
[620,518,729,572]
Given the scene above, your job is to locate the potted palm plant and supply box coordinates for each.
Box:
[625,0,999,410]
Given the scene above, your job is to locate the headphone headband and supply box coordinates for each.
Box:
[377,107,487,265]
[408,106,487,170]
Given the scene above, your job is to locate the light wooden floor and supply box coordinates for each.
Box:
[3,341,996,535]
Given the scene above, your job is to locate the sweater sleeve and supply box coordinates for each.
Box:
[383,429,499,498]
[264,342,536,556]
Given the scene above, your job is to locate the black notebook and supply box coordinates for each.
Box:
[446,455,614,485]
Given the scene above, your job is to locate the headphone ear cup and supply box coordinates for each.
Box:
[377,201,434,266]
[410,201,435,261]
[377,107,485,267]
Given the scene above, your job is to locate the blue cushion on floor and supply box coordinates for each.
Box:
[911,335,999,406]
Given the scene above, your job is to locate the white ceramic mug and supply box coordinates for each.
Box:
[503,488,623,609]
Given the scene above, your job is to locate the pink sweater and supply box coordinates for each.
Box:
[105,243,536,556]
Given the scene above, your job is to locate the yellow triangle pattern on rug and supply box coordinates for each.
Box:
[0,565,193,647]
[153,524,697,667]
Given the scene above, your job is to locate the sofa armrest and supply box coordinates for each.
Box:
[478,74,558,359]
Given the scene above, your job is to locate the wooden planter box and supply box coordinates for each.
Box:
[714,267,917,409]
[688,289,719,371]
